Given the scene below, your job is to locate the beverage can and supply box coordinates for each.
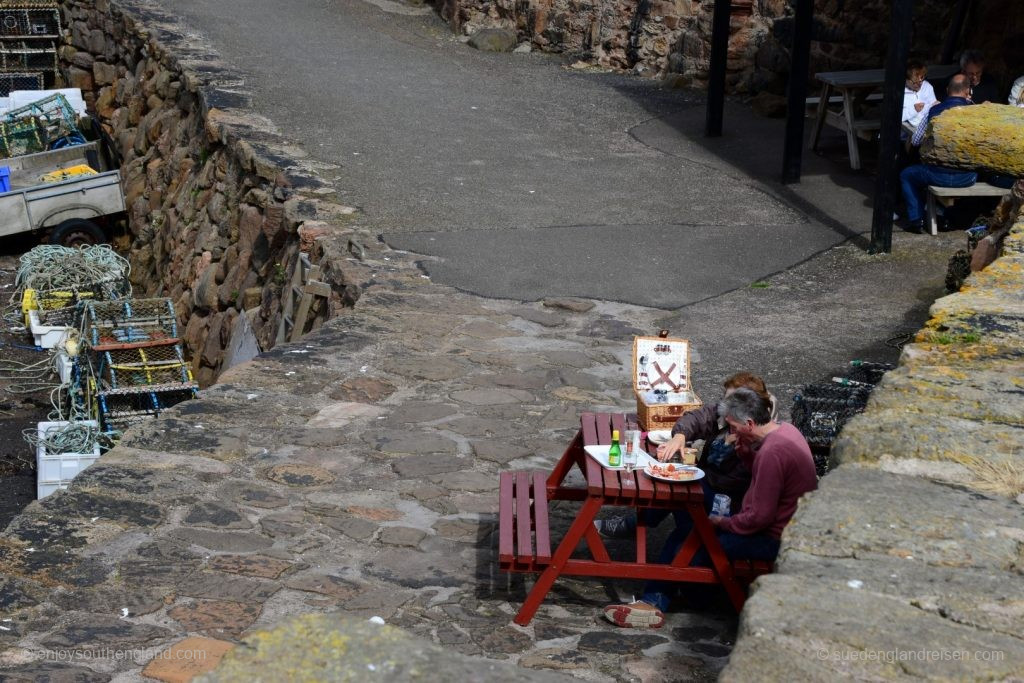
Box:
[711,493,731,517]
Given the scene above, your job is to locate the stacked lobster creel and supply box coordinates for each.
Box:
[791,360,895,476]
[78,297,197,438]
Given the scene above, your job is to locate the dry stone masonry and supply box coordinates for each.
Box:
[60,0,375,386]
[443,0,1020,95]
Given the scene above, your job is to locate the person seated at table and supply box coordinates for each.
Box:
[936,50,999,104]
[1010,75,1024,107]
[902,60,937,131]
[898,74,976,234]
[602,388,817,629]
[594,372,778,539]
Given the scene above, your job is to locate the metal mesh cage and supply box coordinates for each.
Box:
[97,385,198,434]
[0,70,41,95]
[28,279,130,327]
[0,44,53,71]
[0,93,83,158]
[0,5,60,38]
[38,303,79,327]
[84,298,179,347]
[845,361,894,386]
[95,344,193,390]
[791,383,873,449]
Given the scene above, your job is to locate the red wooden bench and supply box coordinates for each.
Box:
[498,471,551,573]
[730,559,774,582]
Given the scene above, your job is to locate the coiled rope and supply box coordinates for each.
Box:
[22,419,102,459]
[14,244,130,293]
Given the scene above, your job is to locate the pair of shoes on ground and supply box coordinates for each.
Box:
[594,515,636,539]
[901,219,924,234]
[603,600,665,629]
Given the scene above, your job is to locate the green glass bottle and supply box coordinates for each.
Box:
[608,430,622,467]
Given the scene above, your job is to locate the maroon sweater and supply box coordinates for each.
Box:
[717,423,817,540]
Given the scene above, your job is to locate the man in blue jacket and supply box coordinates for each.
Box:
[899,74,976,234]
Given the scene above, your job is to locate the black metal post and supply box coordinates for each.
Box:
[870,0,915,254]
[705,0,732,137]
[940,0,971,65]
[781,0,814,184]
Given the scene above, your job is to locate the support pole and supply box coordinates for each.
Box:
[940,0,971,65]
[870,0,915,254]
[781,0,814,184]
[705,0,732,137]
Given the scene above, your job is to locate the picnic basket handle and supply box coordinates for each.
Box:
[658,329,669,338]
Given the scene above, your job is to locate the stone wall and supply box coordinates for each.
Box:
[722,187,1024,677]
[59,0,375,387]
[437,0,1022,96]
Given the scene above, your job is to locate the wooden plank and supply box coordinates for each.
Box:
[531,471,551,563]
[515,471,533,562]
[929,183,1010,197]
[580,412,599,446]
[90,337,181,352]
[289,266,321,343]
[304,280,332,298]
[276,256,305,345]
[594,412,612,446]
[585,453,604,497]
[498,472,514,565]
[635,468,655,502]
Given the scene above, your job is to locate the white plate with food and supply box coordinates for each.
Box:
[584,445,657,470]
[647,430,674,445]
[643,463,705,483]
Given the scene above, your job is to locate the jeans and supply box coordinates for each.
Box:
[640,491,780,612]
[900,164,977,222]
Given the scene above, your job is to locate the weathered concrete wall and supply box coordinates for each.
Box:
[722,187,1024,677]
[438,0,1021,96]
[59,0,375,386]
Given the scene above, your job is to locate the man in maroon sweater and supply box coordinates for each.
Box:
[604,387,818,628]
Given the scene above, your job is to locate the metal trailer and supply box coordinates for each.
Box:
[0,140,125,245]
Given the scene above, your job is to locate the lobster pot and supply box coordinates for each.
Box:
[791,382,873,450]
[632,334,702,431]
[22,279,130,327]
[0,3,61,39]
[97,384,198,434]
[84,298,179,347]
[92,343,192,390]
[845,361,894,386]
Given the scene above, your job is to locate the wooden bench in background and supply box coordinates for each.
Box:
[926,182,1011,236]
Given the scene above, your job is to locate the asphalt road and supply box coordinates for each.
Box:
[155,0,852,308]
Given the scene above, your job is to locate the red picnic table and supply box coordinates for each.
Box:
[498,411,770,626]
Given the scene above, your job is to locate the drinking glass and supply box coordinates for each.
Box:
[623,429,639,470]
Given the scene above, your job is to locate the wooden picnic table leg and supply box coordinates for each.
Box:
[810,82,831,151]
[686,500,746,612]
[547,430,583,491]
[514,496,604,626]
[840,87,862,170]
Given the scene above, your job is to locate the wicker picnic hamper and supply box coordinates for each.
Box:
[632,331,702,431]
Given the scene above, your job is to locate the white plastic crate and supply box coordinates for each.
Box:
[54,351,73,384]
[37,479,69,499]
[35,420,100,496]
[28,309,72,349]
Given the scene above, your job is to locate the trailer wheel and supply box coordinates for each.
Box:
[49,219,106,247]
